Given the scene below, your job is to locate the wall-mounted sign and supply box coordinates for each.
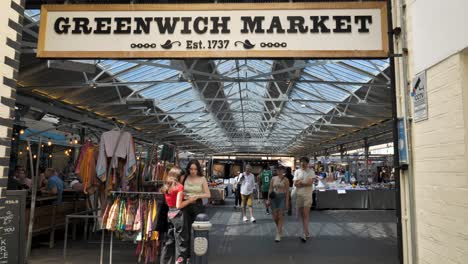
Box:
[37,2,388,58]
[412,71,428,122]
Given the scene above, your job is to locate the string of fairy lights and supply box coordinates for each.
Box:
[14,128,82,160]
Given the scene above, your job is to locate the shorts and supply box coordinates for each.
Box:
[261,191,269,200]
[241,194,253,208]
[270,193,286,210]
[296,193,312,208]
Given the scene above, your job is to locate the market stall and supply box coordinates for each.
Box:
[209,180,227,204]
[314,182,396,210]
[368,189,397,210]
[316,189,369,210]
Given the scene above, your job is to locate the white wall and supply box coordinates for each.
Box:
[410,0,468,73]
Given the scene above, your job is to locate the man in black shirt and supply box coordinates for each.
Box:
[285,167,294,215]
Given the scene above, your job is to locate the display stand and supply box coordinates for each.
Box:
[99,191,165,264]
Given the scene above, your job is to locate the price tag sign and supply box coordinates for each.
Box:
[337,189,347,194]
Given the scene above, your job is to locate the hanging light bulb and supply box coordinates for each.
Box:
[69,149,72,153]
[65,150,68,155]
[19,151,23,155]
[33,154,37,159]
[137,156,140,161]
[12,137,15,141]
[19,129,25,135]
[26,146,29,151]
[69,138,73,145]
[47,138,52,146]
[74,138,78,144]
[49,154,53,158]
[41,144,44,148]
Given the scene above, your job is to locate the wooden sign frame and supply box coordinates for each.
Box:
[38,2,388,59]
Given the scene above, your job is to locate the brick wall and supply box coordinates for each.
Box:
[0,0,24,205]
[392,0,468,263]
[410,53,468,264]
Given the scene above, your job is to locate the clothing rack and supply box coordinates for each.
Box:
[111,191,162,194]
[100,191,165,264]
[110,191,165,199]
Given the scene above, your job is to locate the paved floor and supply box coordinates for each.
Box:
[29,198,398,264]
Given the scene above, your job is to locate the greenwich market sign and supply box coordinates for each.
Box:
[37,2,388,58]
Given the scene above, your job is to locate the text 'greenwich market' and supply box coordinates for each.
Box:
[54,15,374,35]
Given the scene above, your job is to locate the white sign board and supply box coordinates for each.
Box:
[37,2,388,58]
[412,71,428,122]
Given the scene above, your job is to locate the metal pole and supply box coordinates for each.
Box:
[340,145,344,162]
[35,136,42,190]
[63,216,69,260]
[26,136,42,260]
[109,232,113,264]
[364,138,369,179]
[100,230,105,264]
[387,0,404,263]
[25,139,36,262]
[398,0,418,262]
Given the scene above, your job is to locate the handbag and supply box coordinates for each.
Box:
[167,209,180,219]
[268,192,276,199]
[291,186,297,200]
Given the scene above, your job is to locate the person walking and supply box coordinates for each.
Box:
[240,164,256,223]
[284,167,294,216]
[259,165,273,215]
[233,173,242,209]
[268,166,289,242]
[293,157,316,242]
[160,167,197,264]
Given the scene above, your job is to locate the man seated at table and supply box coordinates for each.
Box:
[12,166,32,190]
[42,168,65,204]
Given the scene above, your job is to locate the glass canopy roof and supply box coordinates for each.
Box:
[95,58,389,153]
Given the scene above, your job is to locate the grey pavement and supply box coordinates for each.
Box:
[28,197,398,264]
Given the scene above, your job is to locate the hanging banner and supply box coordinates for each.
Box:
[37,2,388,58]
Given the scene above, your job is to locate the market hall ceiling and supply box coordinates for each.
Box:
[15,8,393,155]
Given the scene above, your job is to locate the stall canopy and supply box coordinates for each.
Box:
[16,9,393,156]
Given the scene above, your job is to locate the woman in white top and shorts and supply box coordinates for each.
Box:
[293,157,316,242]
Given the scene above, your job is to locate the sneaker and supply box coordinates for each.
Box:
[250,217,256,223]
[275,233,281,242]
[301,234,307,243]
[243,216,248,222]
